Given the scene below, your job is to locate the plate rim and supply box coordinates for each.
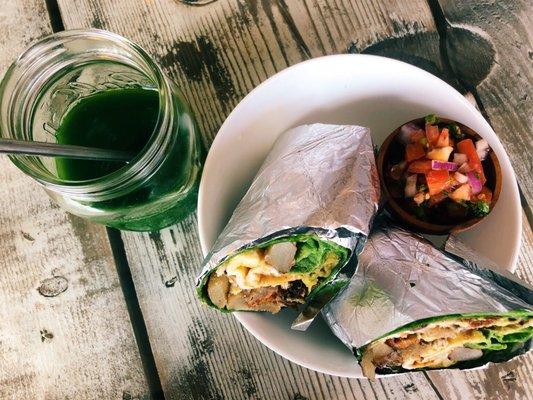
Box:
[197,53,522,378]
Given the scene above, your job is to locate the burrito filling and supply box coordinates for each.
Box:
[360,313,533,379]
[206,235,349,313]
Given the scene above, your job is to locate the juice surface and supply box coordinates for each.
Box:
[55,87,159,180]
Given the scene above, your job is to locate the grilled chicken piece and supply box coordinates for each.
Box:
[224,287,284,313]
[419,326,455,341]
[226,293,254,311]
[465,318,496,328]
[264,242,297,273]
[244,287,281,307]
[374,350,402,368]
[385,334,418,350]
[216,280,310,312]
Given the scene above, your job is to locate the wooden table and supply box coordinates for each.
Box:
[1,1,531,399]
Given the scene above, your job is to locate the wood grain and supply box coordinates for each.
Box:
[56,0,451,398]
[53,0,532,399]
[0,2,150,398]
[436,0,533,210]
[57,0,450,145]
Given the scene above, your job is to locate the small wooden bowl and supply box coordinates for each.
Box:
[377,117,502,235]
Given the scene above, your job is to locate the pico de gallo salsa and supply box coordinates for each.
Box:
[385,115,494,225]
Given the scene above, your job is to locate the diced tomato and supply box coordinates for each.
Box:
[474,186,493,203]
[405,143,426,162]
[408,159,432,174]
[425,124,440,146]
[410,129,425,143]
[426,170,450,196]
[436,128,450,147]
[457,139,486,184]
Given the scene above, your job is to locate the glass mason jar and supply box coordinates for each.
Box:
[0,29,203,231]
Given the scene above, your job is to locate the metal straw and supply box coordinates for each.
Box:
[0,138,134,162]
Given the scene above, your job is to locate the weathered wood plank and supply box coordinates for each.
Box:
[58,0,447,145]
[0,2,150,399]
[436,0,533,210]
[56,0,449,399]
[55,0,532,399]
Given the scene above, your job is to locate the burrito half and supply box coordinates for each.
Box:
[197,124,380,313]
[323,218,532,379]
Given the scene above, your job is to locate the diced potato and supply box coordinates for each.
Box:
[427,146,454,162]
[207,273,230,308]
[449,184,471,202]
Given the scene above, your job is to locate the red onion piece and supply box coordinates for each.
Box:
[431,160,458,171]
[453,153,467,165]
[476,139,490,161]
[399,123,422,144]
[405,174,417,198]
[458,162,472,173]
[454,172,468,184]
[467,171,482,194]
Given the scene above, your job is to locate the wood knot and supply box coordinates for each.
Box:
[38,276,68,297]
[180,0,218,5]
[20,231,35,242]
[404,383,418,393]
[40,329,54,342]
[501,371,517,389]
[165,276,178,287]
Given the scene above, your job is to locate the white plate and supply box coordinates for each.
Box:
[197,55,521,378]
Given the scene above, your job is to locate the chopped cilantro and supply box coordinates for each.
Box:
[425,114,439,125]
[468,200,490,217]
[448,124,464,140]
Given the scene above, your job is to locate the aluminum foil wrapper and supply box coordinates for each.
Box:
[197,123,380,306]
[445,234,533,304]
[323,217,532,352]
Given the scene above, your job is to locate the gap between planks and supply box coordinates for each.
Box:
[41,1,166,398]
[107,228,166,400]
[52,0,533,399]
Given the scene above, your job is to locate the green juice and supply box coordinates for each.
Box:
[52,86,202,231]
[55,87,159,180]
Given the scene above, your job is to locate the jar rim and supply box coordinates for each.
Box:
[0,29,174,201]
